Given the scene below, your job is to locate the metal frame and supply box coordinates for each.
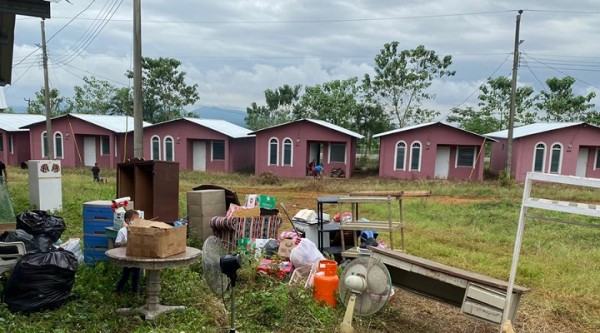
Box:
[502,172,600,331]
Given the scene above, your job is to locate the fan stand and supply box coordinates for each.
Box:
[339,293,358,333]
[220,254,241,333]
[227,275,237,333]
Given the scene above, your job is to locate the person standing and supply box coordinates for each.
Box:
[0,160,7,185]
[91,163,100,182]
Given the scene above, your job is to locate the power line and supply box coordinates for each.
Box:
[522,53,600,90]
[47,0,96,43]
[49,57,129,86]
[520,58,547,89]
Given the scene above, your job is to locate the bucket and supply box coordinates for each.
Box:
[313,259,339,307]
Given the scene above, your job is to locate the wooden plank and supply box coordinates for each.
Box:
[370,247,530,293]
[338,196,394,203]
[410,264,469,288]
[348,191,404,197]
[526,198,600,218]
[527,172,600,188]
[338,222,403,231]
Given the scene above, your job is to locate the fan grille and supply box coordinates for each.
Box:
[202,235,229,295]
[339,257,393,316]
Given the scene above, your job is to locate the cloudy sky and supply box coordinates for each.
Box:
[5,0,600,120]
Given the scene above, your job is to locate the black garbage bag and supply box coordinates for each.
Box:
[0,230,35,253]
[16,210,66,242]
[4,248,77,313]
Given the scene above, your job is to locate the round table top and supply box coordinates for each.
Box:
[105,247,202,270]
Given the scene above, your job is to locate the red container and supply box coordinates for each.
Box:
[313,259,339,307]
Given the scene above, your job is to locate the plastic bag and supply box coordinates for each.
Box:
[16,210,66,242]
[4,248,77,313]
[59,238,84,264]
[0,230,35,253]
[290,238,325,269]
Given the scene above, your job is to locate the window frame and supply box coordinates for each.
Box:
[328,143,346,164]
[268,137,279,166]
[164,136,175,162]
[8,134,13,154]
[394,141,406,171]
[456,146,476,168]
[596,148,600,170]
[100,136,110,156]
[150,135,161,160]
[282,138,293,166]
[211,140,225,161]
[41,131,48,158]
[54,132,64,159]
[549,143,563,174]
[410,141,422,172]
[532,142,546,173]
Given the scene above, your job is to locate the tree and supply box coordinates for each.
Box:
[363,43,455,127]
[128,57,200,123]
[66,76,119,114]
[28,88,69,116]
[448,76,536,134]
[536,76,596,122]
[245,84,303,130]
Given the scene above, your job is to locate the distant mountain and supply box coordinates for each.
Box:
[191,106,247,127]
[6,105,27,113]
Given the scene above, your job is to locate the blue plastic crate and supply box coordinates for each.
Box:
[83,234,109,250]
[83,219,113,235]
[83,249,108,265]
[82,205,114,221]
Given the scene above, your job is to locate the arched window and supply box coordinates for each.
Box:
[394,141,406,170]
[549,143,562,174]
[164,136,174,162]
[41,131,48,158]
[533,143,546,172]
[151,136,161,160]
[410,142,422,171]
[268,137,279,166]
[54,132,63,159]
[282,138,293,166]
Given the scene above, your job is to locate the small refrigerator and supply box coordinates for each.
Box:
[28,160,63,211]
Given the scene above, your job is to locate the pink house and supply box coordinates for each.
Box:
[250,119,363,178]
[486,122,600,181]
[143,118,255,172]
[23,114,151,168]
[0,114,45,166]
[373,122,491,180]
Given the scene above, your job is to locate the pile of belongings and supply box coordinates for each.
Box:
[0,210,78,313]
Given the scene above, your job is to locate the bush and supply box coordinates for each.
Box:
[257,172,281,185]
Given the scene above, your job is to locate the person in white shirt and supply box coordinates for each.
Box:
[115,210,140,293]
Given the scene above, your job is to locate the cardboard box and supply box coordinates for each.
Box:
[126,219,186,258]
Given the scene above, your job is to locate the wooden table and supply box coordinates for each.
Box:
[105,246,201,320]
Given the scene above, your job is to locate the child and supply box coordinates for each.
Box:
[115,210,140,293]
[91,163,100,183]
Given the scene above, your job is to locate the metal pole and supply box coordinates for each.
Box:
[41,19,54,159]
[505,10,523,179]
[133,0,143,158]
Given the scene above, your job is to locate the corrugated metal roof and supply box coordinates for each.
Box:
[0,113,46,132]
[484,122,586,139]
[0,87,7,109]
[372,122,438,138]
[250,118,364,139]
[69,114,152,133]
[182,117,254,138]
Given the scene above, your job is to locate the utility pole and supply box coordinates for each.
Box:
[505,10,523,179]
[133,0,143,158]
[41,19,54,160]
[24,98,31,113]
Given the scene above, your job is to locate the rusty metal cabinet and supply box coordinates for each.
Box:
[117,160,179,222]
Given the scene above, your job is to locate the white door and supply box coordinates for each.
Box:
[193,141,206,171]
[576,148,589,177]
[83,137,96,166]
[434,146,451,179]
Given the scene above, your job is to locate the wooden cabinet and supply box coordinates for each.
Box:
[337,196,404,258]
[117,160,179,222]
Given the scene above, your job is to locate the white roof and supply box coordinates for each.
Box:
[251,118,363,139]
[182,117,253,138]
[0,87,7,109]
[0,114,46,132]
[69,114,152,133]
[485,122,586,139]
[373,122,438,138]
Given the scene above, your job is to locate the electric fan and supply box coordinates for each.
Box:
[202,235,242,333]
[338,256,393,333]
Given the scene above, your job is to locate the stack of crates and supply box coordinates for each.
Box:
[82,201,114,265]
[187,190,226,241]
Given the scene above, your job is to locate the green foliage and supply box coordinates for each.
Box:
[536,76,596,123]
[66,76,120,114]
[245,84,303,130]
[127,57,200,123]
[28,88,69,116]
[363,43,455,127]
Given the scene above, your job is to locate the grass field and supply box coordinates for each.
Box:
[0,166,599,333]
